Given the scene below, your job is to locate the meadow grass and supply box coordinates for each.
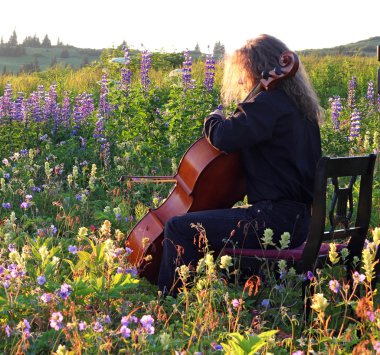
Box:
[0,51,379,354]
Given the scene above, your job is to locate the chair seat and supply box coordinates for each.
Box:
[223,242,347,261]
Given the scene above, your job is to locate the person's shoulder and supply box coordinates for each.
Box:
[254,89,288,102]
[242,89,292,111]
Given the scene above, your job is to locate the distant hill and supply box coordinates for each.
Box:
[0,46,102,74]
[298,36,380,57]
[1,37,380,74]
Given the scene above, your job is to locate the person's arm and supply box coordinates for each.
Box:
[203,93,281,153]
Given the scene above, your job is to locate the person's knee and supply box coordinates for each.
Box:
[164,215,184,241]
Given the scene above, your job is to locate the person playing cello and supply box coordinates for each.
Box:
[158,34,322,296]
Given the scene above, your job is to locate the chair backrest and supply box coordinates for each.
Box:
[301,154,377,273]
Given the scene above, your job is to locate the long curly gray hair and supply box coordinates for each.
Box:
[222,34,322,124]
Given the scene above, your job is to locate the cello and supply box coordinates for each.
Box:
[122,50,299,284]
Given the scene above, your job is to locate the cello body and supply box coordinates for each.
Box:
[125,137,246,284]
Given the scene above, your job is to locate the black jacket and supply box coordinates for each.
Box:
[203,89,321,204]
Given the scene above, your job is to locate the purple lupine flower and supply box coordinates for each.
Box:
[59,283,72,300]
[204,54,216,92]
[140,50,151,92]
[2,202,11,209]
[28,91,43,123]
[365,80,375,105]
[37,275,46,285]
[347,76,357,109]
[50,311,63,330]
[33,85,47,123]
[80,93,95,119]
[41,293,52,303]
[125,247,133,256]
[328,279,341,293]
[61,91,71,128]
[349,108,361,141]
[329,96,342,130]
[71,96,83,132]
[0,84,14,122]
[182,50,195,91]
[93,114,105,140]
[39,134,48,141]
[120,46,131,94]
[13,92,26,121]
[120,325,131,338]
[306,271,314,280]
[99,74,111,115]
[100,140,111,171]
[44,84,60,131]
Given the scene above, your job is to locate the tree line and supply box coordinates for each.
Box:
[0,30,65,56]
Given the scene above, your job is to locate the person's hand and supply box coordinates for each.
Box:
[210,109,225,119]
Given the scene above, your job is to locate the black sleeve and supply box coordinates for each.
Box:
[203,92,283,153]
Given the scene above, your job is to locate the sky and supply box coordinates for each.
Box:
[1,0,380,54]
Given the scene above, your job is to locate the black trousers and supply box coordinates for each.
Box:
[158,200,311,295]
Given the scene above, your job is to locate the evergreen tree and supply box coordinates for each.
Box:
[8,30,18,46]
[213,41,225,60]
[33,34,41,47]
[42,34,51,48]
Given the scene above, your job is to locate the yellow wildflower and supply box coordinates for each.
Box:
[310,293,329,313]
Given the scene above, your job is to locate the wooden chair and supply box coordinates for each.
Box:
[223,153,377,316]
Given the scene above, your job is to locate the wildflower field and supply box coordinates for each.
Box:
[0,47,379,354]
